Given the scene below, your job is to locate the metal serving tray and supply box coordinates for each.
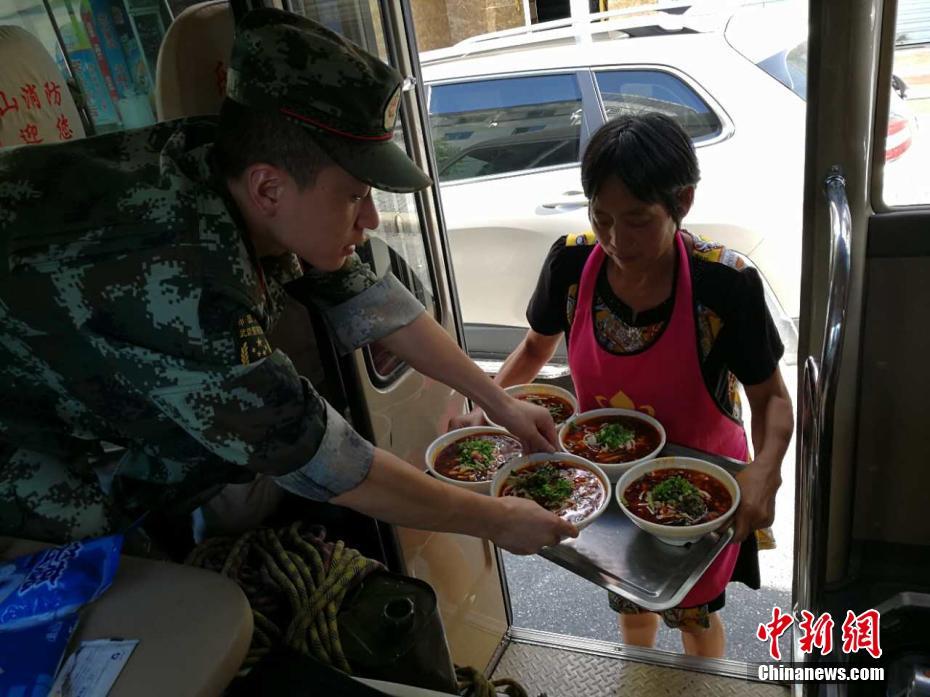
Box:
[538,443,745,611]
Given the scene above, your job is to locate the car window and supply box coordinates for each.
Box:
[755,40,808,99]
[428,74,583,182]
[593,70,722,141]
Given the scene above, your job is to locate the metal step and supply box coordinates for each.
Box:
[491,629,789,697]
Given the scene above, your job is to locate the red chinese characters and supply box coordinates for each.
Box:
[56,114,74,141]
[44,81,62,107]
[798,610,835,656]
[19,123,42,145]
[756,607,882,660]
[21,83,41,110]
[841,609,882,659]
[0,90,19,118]
[757,606,794,660]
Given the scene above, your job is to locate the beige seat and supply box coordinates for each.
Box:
[1,537,252,697]
[0,25,85,148]
[155,0,234,120]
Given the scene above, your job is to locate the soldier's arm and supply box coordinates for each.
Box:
[330,446,577,555]
[147,347,374,500]
[286,253,425,353]
[374,314,558,452]
[149,309,574,554]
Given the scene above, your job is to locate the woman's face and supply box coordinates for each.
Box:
[589,175,692,273]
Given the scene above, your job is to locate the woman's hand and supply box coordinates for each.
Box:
[488,496,578,554]
[449,407,487,430]
[732,458,782,543]
[484,396,559,453]
[738,372,793,543]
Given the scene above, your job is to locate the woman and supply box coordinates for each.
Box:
[453,113,793,657]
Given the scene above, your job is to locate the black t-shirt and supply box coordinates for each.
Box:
[526,232,784,421]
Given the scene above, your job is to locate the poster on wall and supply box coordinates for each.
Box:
[81,0,154,128]
[124,0,166,93]
[110,0,154,96]
[57,1,122,131]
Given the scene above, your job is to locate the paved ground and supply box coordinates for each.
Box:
[502,362,798,663]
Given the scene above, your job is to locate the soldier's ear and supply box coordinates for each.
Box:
[246,163,287,216]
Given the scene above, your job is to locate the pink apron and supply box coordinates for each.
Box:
[568,231,748,607]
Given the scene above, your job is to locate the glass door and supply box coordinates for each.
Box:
[284,0,511,670]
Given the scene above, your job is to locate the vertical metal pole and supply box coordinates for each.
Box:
[42,0,96,135]
[521,0,531,27]
[570,0,590,43]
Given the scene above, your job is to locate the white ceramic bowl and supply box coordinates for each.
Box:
[487,383,578,428]
[425,426,524,494]
[491,452,611,531]
[558,408,666,482]
[616,456,741,546]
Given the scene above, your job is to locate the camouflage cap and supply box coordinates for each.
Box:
[227,8,431,193]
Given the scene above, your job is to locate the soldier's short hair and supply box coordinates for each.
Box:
[213,99,334,189]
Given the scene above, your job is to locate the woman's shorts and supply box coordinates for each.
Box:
[606,529,763,631]
[608,590,726,631]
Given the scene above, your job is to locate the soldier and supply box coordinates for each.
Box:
[0,9,576,554]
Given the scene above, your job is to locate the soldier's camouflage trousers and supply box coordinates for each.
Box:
[0,445,117,544]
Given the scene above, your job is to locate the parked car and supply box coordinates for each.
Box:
[420,3,919,359]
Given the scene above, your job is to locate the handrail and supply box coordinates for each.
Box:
[793,355,820,629]
[820,169,852,433]
[793,168,852,648]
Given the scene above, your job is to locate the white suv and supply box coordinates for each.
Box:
[420,4,918,358]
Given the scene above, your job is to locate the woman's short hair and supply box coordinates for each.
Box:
[581,113,700,226]
[212,99,333,188]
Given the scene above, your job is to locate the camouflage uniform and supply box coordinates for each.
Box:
[0,9,431,544]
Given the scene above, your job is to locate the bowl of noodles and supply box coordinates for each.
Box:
[426,426,524,493]
[558,408,665,481]
[616,456,740,546]
[487,384,578,429]
[492,453,610,531]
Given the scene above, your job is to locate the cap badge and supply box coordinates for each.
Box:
[383,86,401,132]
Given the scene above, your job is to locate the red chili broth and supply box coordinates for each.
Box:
[499,460,605,525]
[563,415,661,464]
[434,432,523,482]
[623,467,732,526]
[516,393,575,425]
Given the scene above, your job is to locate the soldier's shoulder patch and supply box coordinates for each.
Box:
[565,231,596,247]
[236,313,272,366]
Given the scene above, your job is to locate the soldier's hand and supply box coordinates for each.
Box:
[488,496,578,554]
[449,408,486,430]
[484,396,558,453]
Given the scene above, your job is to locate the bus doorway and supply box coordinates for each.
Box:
[2,0,926,693]
[408,0,810,669]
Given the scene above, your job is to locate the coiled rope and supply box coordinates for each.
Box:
[456,666,533,697]
[187,522,534,696]
[185,521,380,671]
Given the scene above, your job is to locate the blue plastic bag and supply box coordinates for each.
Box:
[0,614,79,696]
[0,534,122,632]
